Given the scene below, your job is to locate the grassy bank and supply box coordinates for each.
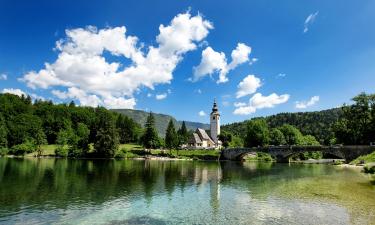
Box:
[350,151,375,165]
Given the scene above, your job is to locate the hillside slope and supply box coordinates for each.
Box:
[111,109,209,137]
[222,108,343,144]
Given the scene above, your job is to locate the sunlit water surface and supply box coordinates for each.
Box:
[0,158,374,225]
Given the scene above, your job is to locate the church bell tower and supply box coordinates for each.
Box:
[210,99,220,144]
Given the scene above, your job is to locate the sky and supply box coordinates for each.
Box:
[1,0,375,124]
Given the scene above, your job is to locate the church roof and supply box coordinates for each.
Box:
[196,128,211,140]
[189,133,202,144]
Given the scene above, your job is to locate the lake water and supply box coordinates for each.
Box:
[0,158,374,225]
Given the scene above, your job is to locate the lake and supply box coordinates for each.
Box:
[0,158,374,225]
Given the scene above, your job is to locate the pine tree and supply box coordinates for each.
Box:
[177,121,188,146]
[165,119,178,151]
[141,112,160,149]
[94,108,119,157]
[0,114,8,148]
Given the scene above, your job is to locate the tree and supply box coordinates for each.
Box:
[94,108,119,157]
[177,121,189,146]
[333,93,375,145]
[300,135,320,146]
[116,114,140,144]
[269,128,286,146]
[165,120,178,151]
[34,128,47,156]
[141,112,160,149]
[244,119,270,147]
[0,114,7,148]
[218,131,232,148]
[279,124,303,145]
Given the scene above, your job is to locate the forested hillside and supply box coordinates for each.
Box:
[111,109,209,137]
[222,108,343,144]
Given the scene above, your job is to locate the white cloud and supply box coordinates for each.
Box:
[2,88,26,97]
[192,43,251,83]
[0,74,7,80]
[233,93,290,115]
[234,102,247,107]
[192,47,226,82]
[198,110,206,116]
[277,73,286,78]
[2,88,47,101]
[304,11,319,33]
[20,12,212,109]
[147,93,152,97]
[155,93,167,100]
[196,89,202,94]
[295,96,319,109]
[236,74,262,98]
[249,58,258,65]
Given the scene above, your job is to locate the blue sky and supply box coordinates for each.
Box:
[1,0,375,124]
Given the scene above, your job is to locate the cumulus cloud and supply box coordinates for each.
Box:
[192,43,251,83]
[236,74,262,98]
[233,93,290,115]
[20,12,212,109]
[2,88,26,97]
[295,96,319,109]
[155,93,167,100]
[2,88,45,101]
[304,11,319,33]
[0,74,7,80]
[198,110,206,116]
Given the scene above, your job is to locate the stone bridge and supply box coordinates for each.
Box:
[221,145,375,162]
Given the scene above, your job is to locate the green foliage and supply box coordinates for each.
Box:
[177,121,189,146]
[218,131,232,148]
[334,93,375,145]
[279,124,303,145]
[0,114,7,148]
[10,139,36,155]
[222,108,342,145]
[363,164,375,174]
[351,151,375,165]
[0,147,8,156]
[34,128,47,156]
[300,135,320,146]
[245,119,270,147]
[116,114,141,144]
[229,136,243,147]
[94,108,119,157]
[112,109,209,137]
[141,112,160,149]
[165,120,178,149]
[269,128,286,146]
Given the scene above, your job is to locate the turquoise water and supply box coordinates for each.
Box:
[0,158,374,225]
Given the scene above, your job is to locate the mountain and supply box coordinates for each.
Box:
[221,108,343,144]
[111,109,209,137]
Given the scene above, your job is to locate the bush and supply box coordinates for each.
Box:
[114,148,127,158]
[10,140,35,155]
[0,147,8,156]
[363,164,375,174]
[55,145,68,157]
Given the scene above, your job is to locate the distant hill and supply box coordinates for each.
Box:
[111,109,209,137]
[222,108,343,144]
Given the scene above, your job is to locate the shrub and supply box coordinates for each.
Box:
[10,140,35,155]
[0,147,8,156]
[55,145,68,157]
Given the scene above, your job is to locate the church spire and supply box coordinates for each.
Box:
[212,98,218,113]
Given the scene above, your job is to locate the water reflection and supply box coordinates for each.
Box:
[0,158,374,225]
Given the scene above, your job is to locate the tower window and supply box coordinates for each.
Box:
[213,116,215,120]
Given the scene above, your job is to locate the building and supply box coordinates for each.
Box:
[188,100,221,149]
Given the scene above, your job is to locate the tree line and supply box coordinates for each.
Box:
[0,93,193,157]
[223,92,375,147]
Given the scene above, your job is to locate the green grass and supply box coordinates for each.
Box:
[350,151,375,165]
[244,152,275,162]
[25,144,57,157]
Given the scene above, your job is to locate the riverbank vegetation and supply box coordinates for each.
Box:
[1,92,375,160]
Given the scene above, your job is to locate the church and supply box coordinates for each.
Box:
[187,100,222,149]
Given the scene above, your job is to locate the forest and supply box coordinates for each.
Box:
[0,92,374,158]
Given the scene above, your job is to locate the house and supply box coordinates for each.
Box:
[188,100,221,149]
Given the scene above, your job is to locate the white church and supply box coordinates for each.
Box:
[187,100,222,149]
